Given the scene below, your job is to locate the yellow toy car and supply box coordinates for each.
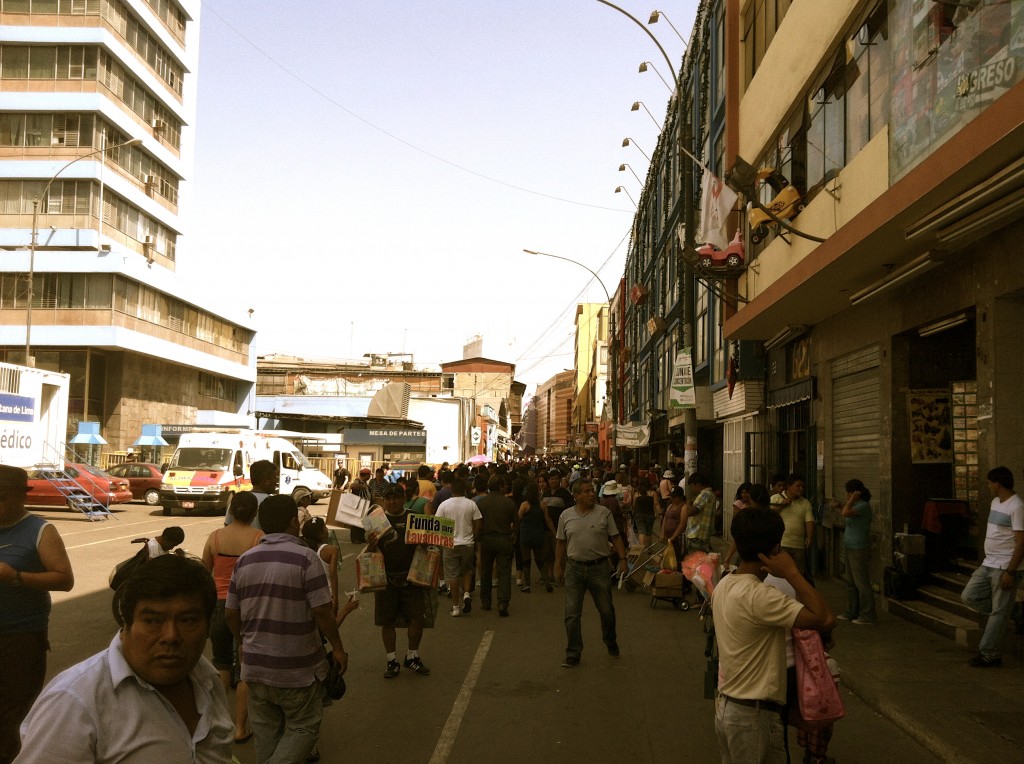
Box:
[748,168,804,244]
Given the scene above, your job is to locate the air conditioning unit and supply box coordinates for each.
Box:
[143,173,156,186]
[150,118,166,133]
[143,235,156,246]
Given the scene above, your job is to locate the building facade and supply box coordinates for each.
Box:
[571,302,608,458]
[0,0,254,452]
[534,369,574,457]
[619,0,1024,583]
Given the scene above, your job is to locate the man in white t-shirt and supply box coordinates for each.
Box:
[712,507,834,763]
[435,479,482,618]
[961,466,1024,668]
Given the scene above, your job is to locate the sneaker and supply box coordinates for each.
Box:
[404,656,430,675]
[307,746,321,763]
[520,585,531,593]
[384,659,401,679]
[451,606,461,617]
[836,613,855,621]
[462,595,472,614]
[498,604,509,617]
[852,617,877,625]
[545,583,554,593]
[437,583,451,596]
[607,643,620,658]
[968,653,1003,668]
[561,657,579,668]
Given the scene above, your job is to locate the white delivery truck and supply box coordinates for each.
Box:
[0,361,70,468]
[159,430,333,515]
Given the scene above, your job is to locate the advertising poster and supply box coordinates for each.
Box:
[669,349,696,411]
[405,514,455,548]
[908,388,953,464]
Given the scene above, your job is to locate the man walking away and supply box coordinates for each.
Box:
[554,481,628,667]
[713,507,835,763]
[225,459,279,529]
[962,466,1024,667]
[226,495,348,763]
[476,476,518,617]
[435,479,482,617]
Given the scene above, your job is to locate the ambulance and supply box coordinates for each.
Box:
[159,430,333,515]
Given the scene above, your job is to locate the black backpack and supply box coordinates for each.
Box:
[108,540,150,591]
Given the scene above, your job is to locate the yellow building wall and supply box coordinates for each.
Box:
[740,127,890,298]
[739,0,862,162]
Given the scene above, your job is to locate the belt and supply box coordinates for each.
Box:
[720,694,784,714]
[568,557,610,566]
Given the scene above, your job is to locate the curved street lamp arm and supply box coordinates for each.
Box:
[594,0,677,80]
[522,249,611,305]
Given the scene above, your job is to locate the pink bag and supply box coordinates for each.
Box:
[792,628,845,727]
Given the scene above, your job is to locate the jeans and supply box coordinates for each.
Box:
[564,559,617,660]
[479,534,514,607]
[0,631,47,764]
[961,565,1022,659]
[843,547,875,621]
[714,695,787,764]
[248,680,324,764]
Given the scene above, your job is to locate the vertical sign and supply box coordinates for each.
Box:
[669,348,696,410]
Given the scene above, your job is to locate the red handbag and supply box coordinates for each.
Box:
[792,628,845,727]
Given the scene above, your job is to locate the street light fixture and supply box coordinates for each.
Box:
[522,248,617,426]
[639,61,674,93]
[619,163,642,184]
[614,186,637,208]
[648,10,687,44]
[621,137,651,162]
[25,136,143,367]
[631,101,662,130]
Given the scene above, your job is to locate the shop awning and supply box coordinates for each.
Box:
[766,378,814,409]
[133,424,170,447]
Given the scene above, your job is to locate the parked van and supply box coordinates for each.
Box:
[159,431,333,515]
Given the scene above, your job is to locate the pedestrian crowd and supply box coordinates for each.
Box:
[1,454,1021,764]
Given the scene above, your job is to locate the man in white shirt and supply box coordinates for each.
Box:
[712,507,834,763]
[16,554,232,763]
[961,466,1024,668]
[435,479,482,617]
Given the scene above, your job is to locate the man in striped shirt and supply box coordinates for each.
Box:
[226,494,348,763]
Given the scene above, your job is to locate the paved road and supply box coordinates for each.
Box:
[35,501,934,763]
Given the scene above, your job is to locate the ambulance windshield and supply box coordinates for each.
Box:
[171,448,232,471]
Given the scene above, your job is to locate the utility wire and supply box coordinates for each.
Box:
[201,1,633,213]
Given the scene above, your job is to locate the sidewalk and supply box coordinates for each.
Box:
[815,574,1024,764]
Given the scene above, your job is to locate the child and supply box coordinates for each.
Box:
[301,517,339,614]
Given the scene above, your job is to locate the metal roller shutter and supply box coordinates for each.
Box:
[831,347,881,497]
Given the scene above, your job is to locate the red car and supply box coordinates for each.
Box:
[25,462,133,509]
[107,462,164,505]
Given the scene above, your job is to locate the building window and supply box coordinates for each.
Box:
[694,285,709,368]
[742,0,792,87]
[846,4,890,159]
[199,372,237,402]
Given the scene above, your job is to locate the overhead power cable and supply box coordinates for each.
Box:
[202,1,632,213]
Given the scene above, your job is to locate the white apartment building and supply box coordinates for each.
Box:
[0,0,254,451]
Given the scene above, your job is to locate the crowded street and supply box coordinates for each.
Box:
[36,498,936,764]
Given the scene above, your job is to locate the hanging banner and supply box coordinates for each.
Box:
[669,349,696,410]
[614,423,650,448]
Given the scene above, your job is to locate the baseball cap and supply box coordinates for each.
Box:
[0,465,31,492]
[382,484,404,498]
[292,487,313,505]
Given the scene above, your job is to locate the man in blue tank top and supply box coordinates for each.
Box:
[0,465,75,763]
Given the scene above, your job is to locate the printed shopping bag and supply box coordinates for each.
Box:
[793,628,845,726]
[406,545,441,588]
[355,546,387,593]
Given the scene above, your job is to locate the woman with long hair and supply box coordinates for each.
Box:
[632,476,659,548]
[518,482,551,592]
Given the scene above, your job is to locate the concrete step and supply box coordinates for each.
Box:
[916,583,984,624]
[931,569,971,595]
[886,596,981,648]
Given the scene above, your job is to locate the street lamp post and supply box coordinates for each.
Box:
[619,162,642,184]
[631,100,662,129]
[25,137,142,367]
[614,186,637,208]
[621,137,651,162]
[522,248,618,443]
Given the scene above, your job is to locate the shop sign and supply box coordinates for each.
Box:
[615,423,650,448]
[344,428,426,445]
[405,514,455,548]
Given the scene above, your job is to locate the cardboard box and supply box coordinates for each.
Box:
[651,571,684,599]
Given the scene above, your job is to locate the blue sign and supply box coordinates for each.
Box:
[0,394,35,423]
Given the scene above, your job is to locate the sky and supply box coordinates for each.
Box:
[182,0,697,393]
